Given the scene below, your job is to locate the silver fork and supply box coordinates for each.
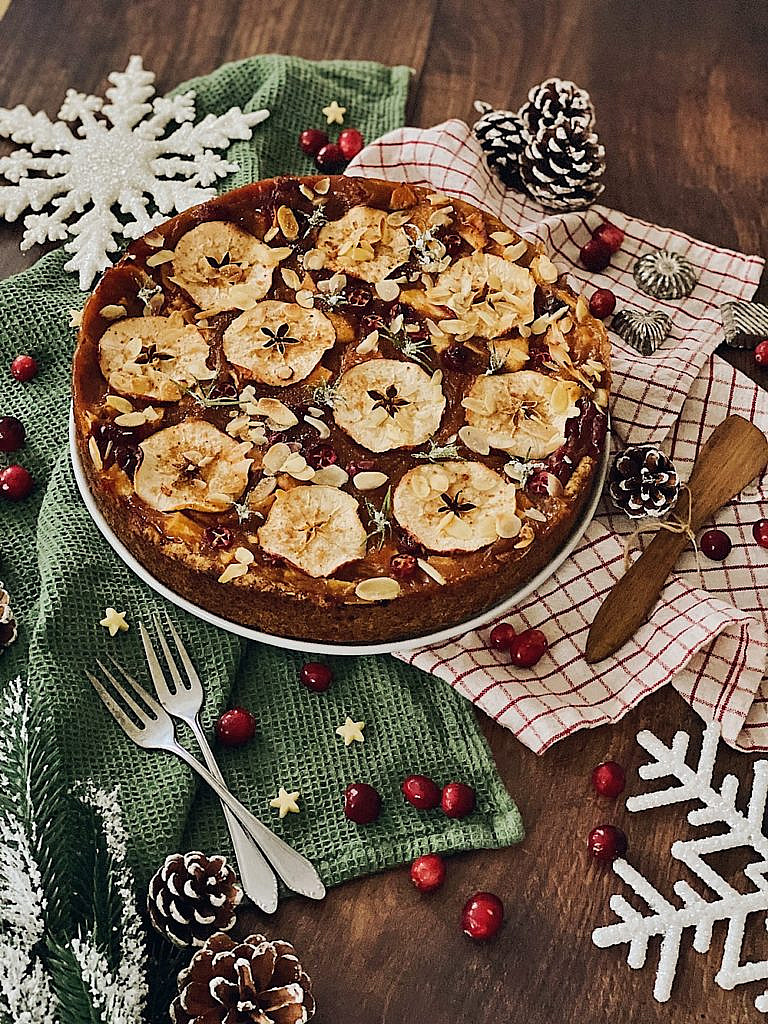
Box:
[86,654,326,905]
[139,616,278,914]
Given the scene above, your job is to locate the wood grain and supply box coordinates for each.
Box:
[1,2,768,1021]
[587,415,768,662]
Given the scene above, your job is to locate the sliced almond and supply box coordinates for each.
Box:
[504,240,529,261]
[525,507,547,522]
[88,436,103,471]
[490,230,518,245]
[145,230,164,248]
[277,205,299,240]
[356,329,379,354]
[417,558,446,585]
[312,464,349,488]
[353,471,388,491]
[375,279,400,302]
[495,511,522,539]
[264,226,279,243]
[514,524,535,548]
[295,289,315,309]
[458,425,491,455]
[234,546,255,565]
[263,442,292,474]
[304,414,330,439]
[105,394,134,414]
[253,398,298,428]
[146,250,175,268]
[218,562,249,584]
[281,267,302,290]
[314,177,331,195]
[100,304,127,320]
[355,577,401,602]
[303,248,326,271]
[115,411,149,428]
[299,184,315,200]
[575,294,590,322]
[535,254,559,283]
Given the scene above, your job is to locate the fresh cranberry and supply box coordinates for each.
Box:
[545,452,574,486]
[343,782,382,824]
[360,313,387,336]
[114,444,141,477]
[442,232,463,258]
[527,336,550,372]
[299,661,333,692]
[700,528,731,561]
[753,519,768,550]
[10,354,38,382]
[298,128,328,156]
[489,622,516,650]
[0,464,33,500]
[397,531,426,557]
[508,628,548,668]
[215,707,257,747]
[588,824,628,863]
[589,288,616,319]
[0,416,25,452]
[592,222,625,254]
[315,142,344,170]
[337,128,365,161]
[527,471,552,497]
[580,237,612,273]
[410,853,446,893]
[442,344,470,372]
[208,378,238,401]
[204,526,234,550]
[461,892,504,940]
[441,781,476,819]
[344,283,372,309]
[346,458,375,478]
[592,761,626,798]
[306,444,337,469]
[401,774,441,809]
[754,339,768,368]
[390,553,419,581]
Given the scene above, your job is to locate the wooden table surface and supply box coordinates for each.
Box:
[2,2,767,1021]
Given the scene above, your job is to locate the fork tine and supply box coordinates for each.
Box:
[152,614,186,692]
[163,614,203,691]
[139,622,175,706]
[86,670,142,738]
[96,655,163,720]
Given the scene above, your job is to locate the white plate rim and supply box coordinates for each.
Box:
[70,409,609,656]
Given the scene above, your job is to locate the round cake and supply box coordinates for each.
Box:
[72,175,610,644]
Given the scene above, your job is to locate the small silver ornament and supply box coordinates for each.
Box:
[720,300,768,350]
[612,308,672,356]
[633,249,698,300]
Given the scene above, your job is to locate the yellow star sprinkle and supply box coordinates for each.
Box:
[99,607,128,636]
[322,100,346,125]
[269,787,301,818]
[336,717,365,746]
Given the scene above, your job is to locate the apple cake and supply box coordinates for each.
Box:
[72,175,610,644]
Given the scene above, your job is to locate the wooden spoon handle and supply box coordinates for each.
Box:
[585,415,768,664]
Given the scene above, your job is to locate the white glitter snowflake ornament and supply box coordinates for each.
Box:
[0,55,269,288]
[593,721,768,1013]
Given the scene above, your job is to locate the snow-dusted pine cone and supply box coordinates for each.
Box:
[147,852,242,948]
[519,121,605,211]
[472,101,527,190]
[171,931,316,1024]
[609,444,680,519]
[518,77,595,136]
[0,582,17,652]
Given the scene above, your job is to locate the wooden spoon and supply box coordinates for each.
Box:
[585,415,768,664]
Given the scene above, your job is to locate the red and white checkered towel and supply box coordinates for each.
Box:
[347,120,768,754]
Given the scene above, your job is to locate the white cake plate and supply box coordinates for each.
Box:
[70,410,609,656]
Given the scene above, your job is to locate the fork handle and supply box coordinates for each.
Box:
[171,742,326,901]
[189,718,279,914]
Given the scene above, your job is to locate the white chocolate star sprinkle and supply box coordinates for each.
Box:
[322,100,346,125]
[99,607,128,636]
[336,717,365,746]
[269,787,301,818]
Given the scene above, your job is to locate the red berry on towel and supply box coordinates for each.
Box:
[589,288,616,319]
[0,464,33,501]
[337,128,364,161]
[10,354,38,382]
[0,416,26,452]
[489,622,516,651]
[591,761,626,798]
[215,707,257,747]
[588,824,628,863]
[462,892,504,940]
[441,781,476,818]
[700,528,731,561]
[579,237,612,273]
[753,519,768,550]
[299,661,332,692]
[410,853,446,893]
[592,222,625,254]
[508,628,548,668]
[315,142,344,171]
[754,339,768,367]
[298,128,328,156]
[402,774,441,809]
[343,782,382,824]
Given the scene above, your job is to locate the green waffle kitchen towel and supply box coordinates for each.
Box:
[0,54,523,887]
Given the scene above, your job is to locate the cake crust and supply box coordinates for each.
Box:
[72,175,610,645]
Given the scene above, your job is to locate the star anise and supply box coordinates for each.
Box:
[205,251,232,269]
[437,489,477,517]
[259,322,301,356]
[135,342,173,367]
[367,384,410,418]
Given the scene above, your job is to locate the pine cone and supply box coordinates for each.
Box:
[519,121,605,211]
[171,931,316,1024]
[0,582,17,652]
[148,852,242,948]
[518,77,595,136]
[472,101,527,190]
[609,444,680,519]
